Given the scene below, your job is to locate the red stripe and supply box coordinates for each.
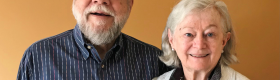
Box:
[141,45,148,80]
[64,38,68,80]
[52,40,56,80]
[77,49,80,80]
[40,43,44,80]
[123,49,127,80]
[90,59,92,80]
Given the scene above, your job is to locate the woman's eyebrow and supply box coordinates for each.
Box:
[179,26,193,31]
[205,24,218,30]
[179,24,217,31]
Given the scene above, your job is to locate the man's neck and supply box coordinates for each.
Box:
[93,39,116,60]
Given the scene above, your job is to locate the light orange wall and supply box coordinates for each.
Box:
[0,0,279,80]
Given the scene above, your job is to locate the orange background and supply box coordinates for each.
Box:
[0,0,279,80]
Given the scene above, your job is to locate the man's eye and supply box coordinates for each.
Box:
[185,33,193,37]
[207,33,213,37]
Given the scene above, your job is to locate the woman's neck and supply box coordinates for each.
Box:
[182,67,214,80]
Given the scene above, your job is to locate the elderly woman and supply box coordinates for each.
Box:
[154,0,249,80]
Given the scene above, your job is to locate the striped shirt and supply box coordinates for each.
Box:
[17,25,171,80]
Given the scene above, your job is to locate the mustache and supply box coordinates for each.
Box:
[83,5,115,18]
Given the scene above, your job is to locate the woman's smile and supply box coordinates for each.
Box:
[189,54,209,58]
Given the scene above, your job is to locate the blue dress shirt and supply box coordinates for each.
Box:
[17,25,171,80]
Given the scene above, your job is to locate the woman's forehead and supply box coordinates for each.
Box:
[176,8,222,30]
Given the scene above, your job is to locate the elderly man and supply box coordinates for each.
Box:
[17,0,170,80]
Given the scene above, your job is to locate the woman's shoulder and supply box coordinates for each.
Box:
[153,65,249,80]
[221,65,250,80]
[153,69,176,80]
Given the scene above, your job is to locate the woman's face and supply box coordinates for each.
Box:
[168,8,230,71]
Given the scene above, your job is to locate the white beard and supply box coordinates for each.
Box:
[72,4,129,45]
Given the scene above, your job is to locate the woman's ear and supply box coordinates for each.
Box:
[223,32,231,47]
[168,29,174,48]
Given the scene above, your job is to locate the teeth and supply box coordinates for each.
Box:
[190,54,208,57]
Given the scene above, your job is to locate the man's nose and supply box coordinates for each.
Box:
[193,35,206,49]
[93,0,110,5]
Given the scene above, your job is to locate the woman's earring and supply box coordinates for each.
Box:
[172,48,175,51]
[222,50,224,53]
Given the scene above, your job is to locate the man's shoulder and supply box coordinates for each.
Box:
[27,29,74,51]
[121,33,161,51]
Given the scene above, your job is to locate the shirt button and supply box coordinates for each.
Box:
[87,46,91,49]
[101,65,105,68]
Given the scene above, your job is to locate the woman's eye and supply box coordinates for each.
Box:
[207,33,213,37]
[185,33,193,37]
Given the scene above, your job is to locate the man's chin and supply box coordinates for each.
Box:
[87,23,114,32]
[80,24,121,45]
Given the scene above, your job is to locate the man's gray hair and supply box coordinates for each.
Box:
[160,0,238,67]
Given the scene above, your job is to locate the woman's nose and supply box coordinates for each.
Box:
[193,35,206,49]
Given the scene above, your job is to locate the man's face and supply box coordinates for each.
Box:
[72,0,133,45]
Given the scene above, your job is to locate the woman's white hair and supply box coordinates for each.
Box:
[160,0,238,67]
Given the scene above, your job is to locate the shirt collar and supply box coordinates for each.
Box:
[73,24,89,60]
[113,33,124,61]
[170,64,222,80]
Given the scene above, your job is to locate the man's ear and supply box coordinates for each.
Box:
[129,0,134,9]
[168,29,174,48]
[223,32,231,47]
